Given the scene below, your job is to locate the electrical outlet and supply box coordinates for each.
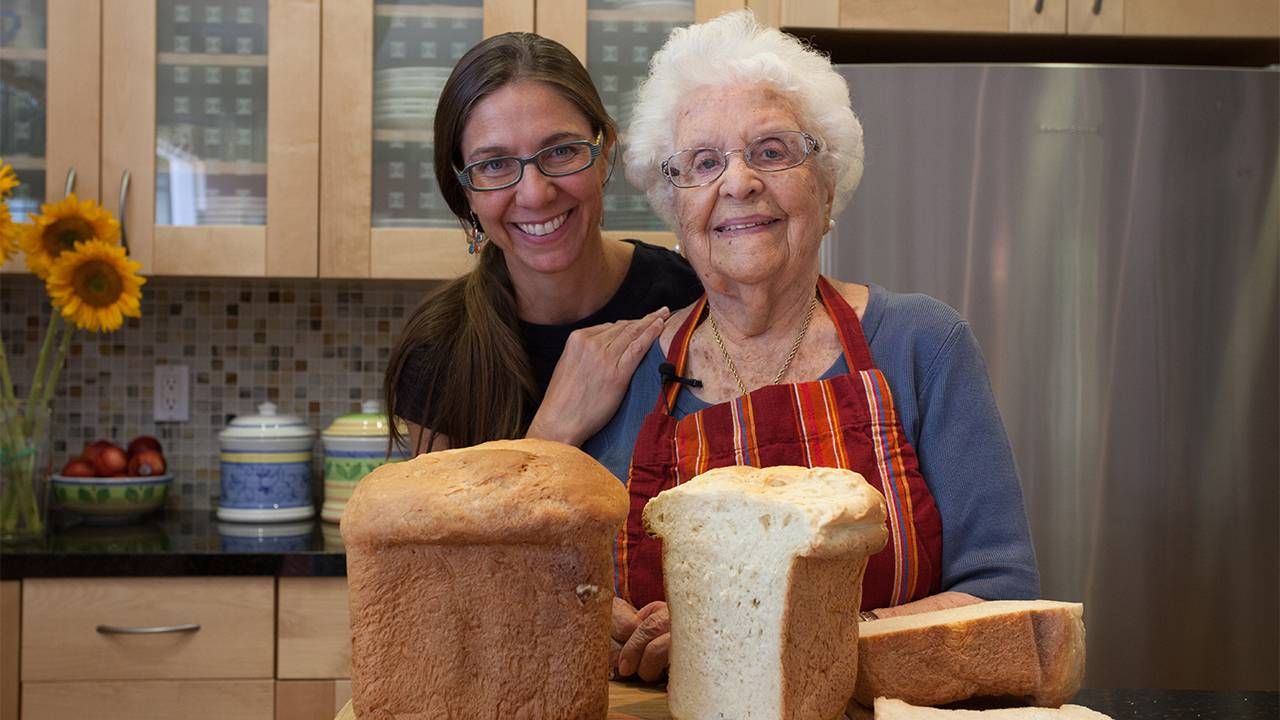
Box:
[154,364,190,422]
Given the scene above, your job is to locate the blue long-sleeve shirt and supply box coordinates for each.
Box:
[584,283,1040,602]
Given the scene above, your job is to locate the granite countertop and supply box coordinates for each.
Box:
[0,509,346,579]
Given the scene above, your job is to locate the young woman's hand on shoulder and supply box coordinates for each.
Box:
[526,305,670,446]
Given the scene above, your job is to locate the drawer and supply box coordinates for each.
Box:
[277,577,351,679]
[21,577,274,681]
[21,680,273,720]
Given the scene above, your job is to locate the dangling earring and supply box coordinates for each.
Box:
[467,212,488,255]
[826,217,835,235]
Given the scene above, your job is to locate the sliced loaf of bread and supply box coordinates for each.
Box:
[874,697,1112,719]
[854,600,1086,710]
[643,465,888,720]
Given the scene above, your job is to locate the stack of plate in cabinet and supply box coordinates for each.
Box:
[374,66,450,131]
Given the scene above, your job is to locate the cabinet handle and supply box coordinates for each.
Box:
[63,167,76,197]
[117,169,131,254]
[1033,0,1044,13]
[96,623,200,635]
[1092,0,1103,15]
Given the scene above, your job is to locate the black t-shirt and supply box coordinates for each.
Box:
[396,240,703,429]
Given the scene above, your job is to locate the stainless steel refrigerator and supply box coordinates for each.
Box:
[825,64,1278,691]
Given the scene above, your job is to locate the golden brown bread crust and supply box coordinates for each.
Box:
[347,543,614,720]
[780,555,869,720]
[853,601,1086,709]
[342,439,627,719]
[341,438,627,546]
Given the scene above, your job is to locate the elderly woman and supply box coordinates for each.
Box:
[583,11,1039,681]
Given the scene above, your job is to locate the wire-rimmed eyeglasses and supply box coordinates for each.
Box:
[455,131,604,191]
[660,131,821,189]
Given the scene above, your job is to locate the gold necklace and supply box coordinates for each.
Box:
[706,292,819,396]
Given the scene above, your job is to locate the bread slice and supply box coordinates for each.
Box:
[853,600,1086,710]
[643,465,888,720]
[873,697,1112,719]
[341,439,628,720]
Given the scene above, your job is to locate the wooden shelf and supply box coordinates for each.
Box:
[155,52,268,67]
[0,47,47,62]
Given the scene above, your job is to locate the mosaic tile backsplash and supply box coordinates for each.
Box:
[1,274,435,512]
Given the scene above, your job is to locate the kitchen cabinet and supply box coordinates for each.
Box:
[318,0,536,279]
[1,582,16,720]
[103,0,320,277]
[275,577,352,720]
[8,575,355,720]
[18,577,275,720]
[753,0,1278,37]
[0,0,101,274]
[1069,0,1279,37]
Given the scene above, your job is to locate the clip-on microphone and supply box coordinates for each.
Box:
[658,362,703,388]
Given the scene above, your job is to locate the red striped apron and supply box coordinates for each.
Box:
[617,276,943,610]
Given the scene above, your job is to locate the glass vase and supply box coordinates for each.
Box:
[0,400,53,545]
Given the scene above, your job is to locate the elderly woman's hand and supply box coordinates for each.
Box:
[615,600,671,683]
[527,307,669,447]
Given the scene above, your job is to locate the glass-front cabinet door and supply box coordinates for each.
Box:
[537,0,741,251]
[103,0,319,277]
[0,0,101,273]
[319,0,534,279]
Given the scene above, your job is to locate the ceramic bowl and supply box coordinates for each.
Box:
[51,474,173,525]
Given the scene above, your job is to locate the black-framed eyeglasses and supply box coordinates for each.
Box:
[455,131,604,191]
[660,130,821,189]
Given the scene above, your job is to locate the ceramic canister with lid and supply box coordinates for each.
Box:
[218,401,317,522]
[320,399,408,524]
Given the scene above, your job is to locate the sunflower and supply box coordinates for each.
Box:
[20,194,121,278]
[0,202,17,265]
[0,159,17,199]
[45,239,145,333]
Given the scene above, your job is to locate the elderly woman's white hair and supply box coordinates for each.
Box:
[623,10,864,228]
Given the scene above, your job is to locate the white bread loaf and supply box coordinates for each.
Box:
[853,600,1086,710]
[643,465,888,720]
[873,697,1112,719]
[341,439,628,720]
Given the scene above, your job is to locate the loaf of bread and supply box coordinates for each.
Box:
[643,465,888,720]
[873,697,1112,719]
[341,439,628,720]
[853,600,1086,710]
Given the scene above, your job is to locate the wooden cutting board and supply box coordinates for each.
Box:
[333,681,672,720]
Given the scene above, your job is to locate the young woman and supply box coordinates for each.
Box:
[384,33,702,453]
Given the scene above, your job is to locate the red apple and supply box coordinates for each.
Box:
[60,458,96,477]
[81,439,116,464]
[126,435,163,458]
[92,445,129,477]
[126,449,167,477]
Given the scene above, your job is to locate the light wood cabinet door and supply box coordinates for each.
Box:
[0,0,102,275]
[838,0,1010,32]
[1069,0,1279,36]
[275,679,351,720]
[277,577,351,680]
[21,577,274,682]
[319,1,533,279]
[1,582,17,720]
[22,680,273,720]
[102,0,320,277]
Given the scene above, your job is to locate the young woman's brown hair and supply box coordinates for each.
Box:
[384,33,619,453]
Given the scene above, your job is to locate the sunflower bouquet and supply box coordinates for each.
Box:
[0,158,146,541]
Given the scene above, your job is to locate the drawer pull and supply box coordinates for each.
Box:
[96,623,201,635]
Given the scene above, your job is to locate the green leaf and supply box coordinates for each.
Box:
[143,485,155,500]
[78,487,93,502]
[96,487,110,502]
[125,487,139,503]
